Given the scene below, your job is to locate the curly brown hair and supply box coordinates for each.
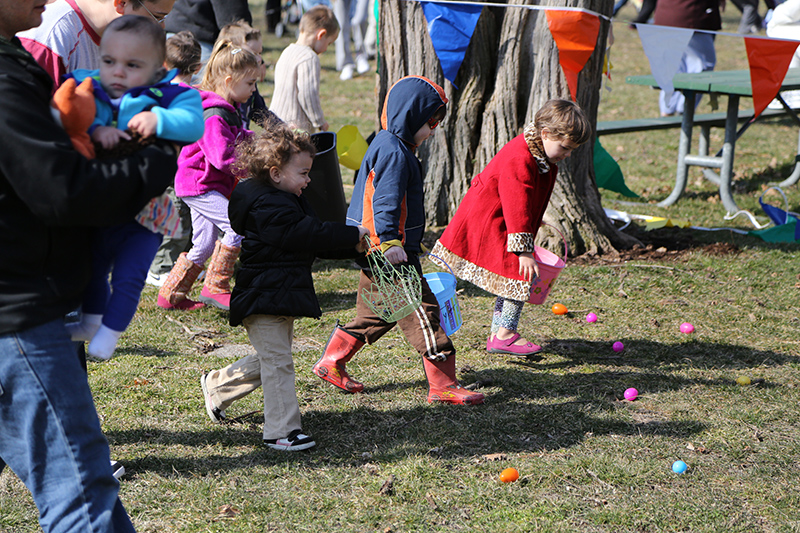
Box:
[235,123,317,184]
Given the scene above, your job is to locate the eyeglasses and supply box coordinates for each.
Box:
[140,2,169,24]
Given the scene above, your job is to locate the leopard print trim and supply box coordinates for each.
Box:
[507,232,535,253]
[430,242,532,302]
[523,122,550,174]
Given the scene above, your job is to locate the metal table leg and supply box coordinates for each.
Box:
[658,90,696,207]
[719,94,740,214]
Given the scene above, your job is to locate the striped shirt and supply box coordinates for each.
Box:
[19,0,101,91]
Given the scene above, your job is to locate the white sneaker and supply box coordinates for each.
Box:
[110,460,125,480]
[264,429,316,451]
[356,54,370,75]
[339,64,354,81]
[200,373,226,423]
[145,271,166,287]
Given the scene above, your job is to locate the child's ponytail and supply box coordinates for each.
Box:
[199,40,262,93]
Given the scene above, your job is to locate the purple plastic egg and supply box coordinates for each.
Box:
[612,341,625,352]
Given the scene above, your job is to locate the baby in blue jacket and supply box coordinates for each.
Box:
[61,15,204,361]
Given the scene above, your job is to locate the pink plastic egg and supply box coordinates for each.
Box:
[680,322,695,334]
[586,312,598,323]
[624,387,638,401]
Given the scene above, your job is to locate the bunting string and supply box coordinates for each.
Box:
[403,0,800,117]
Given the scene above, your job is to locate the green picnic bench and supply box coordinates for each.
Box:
[596,107,789,136]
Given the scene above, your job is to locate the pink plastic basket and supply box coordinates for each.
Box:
[528,224,568,305]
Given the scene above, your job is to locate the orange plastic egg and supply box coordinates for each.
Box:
[551,303,568,315]
[499,467,519,483]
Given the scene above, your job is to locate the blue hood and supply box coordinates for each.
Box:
[381,76,447,146]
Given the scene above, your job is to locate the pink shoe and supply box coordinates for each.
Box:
[486,333,541,356]
[199,286,231,310]
[157,294,206,311]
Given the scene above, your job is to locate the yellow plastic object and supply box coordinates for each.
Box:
[336,125,368,170]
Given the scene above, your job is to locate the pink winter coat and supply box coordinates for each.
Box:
[174,89,251,198]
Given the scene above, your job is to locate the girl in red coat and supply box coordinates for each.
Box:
[430,99,591,356]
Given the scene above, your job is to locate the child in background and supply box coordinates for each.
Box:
[146,30,203,288]
[431,99,591,356]
[270,6,338,133]
[158,40,262,311]
[200,125,368,450]
[60,16,204,360]
[313,75,484,405]
[217,20,281,128]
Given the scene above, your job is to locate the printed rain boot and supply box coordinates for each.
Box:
[199,242,240,310]
[423,355,485,405]
[313,323,366,392]
[157,253,206,310]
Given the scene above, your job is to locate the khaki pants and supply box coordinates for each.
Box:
[345,270,454,362]
[204,315,301,440]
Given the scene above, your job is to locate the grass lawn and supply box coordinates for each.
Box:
[3,3,800,532]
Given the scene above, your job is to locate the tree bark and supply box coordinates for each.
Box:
[378,0,640,257]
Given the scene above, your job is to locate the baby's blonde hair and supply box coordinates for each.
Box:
[235,122,317,184]
[199,40,261,93]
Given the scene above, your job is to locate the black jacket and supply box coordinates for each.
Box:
[165,0,252,44]
[228,178,362,326]
[0,36,178,335]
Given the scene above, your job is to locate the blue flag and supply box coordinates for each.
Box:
[421,2,482,88]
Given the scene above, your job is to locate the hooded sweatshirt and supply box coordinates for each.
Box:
[346,76,447,256]
[174,89,251,198]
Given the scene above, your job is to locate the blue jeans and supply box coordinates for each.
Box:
[0,320,135,533]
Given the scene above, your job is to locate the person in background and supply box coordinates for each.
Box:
[164,0,251,82]
[0,1,178,530]
[653,0,723,116]
[270,5,338,133]
[217,19,282,128]
[333,0,371,80]
[19,0,176,90]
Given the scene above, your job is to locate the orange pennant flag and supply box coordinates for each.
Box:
[744,36,799,118]
[545,10,601,101]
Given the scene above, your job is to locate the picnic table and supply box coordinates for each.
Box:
[624,68,800,213]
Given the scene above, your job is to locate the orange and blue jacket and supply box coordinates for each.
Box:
[346,76,447,256]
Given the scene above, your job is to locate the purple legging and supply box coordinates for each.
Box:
[182,190,243,266]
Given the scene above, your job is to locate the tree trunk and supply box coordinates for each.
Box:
[378,0,640,257]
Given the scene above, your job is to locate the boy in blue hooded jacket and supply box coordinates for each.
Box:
[313,75,484,405]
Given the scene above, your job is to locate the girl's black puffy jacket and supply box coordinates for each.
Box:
[228,178,362,327]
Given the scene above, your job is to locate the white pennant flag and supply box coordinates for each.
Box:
[635,24,694,99]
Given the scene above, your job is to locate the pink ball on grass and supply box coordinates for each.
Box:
[586,312,598,323]
[624,388,638,401]
[612,341,624,352]
[680,322,695,334]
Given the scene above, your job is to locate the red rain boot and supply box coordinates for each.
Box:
[313,323,366,392]
[157,253,206,310]
[423,356,485,405]
[199,242,240,310]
